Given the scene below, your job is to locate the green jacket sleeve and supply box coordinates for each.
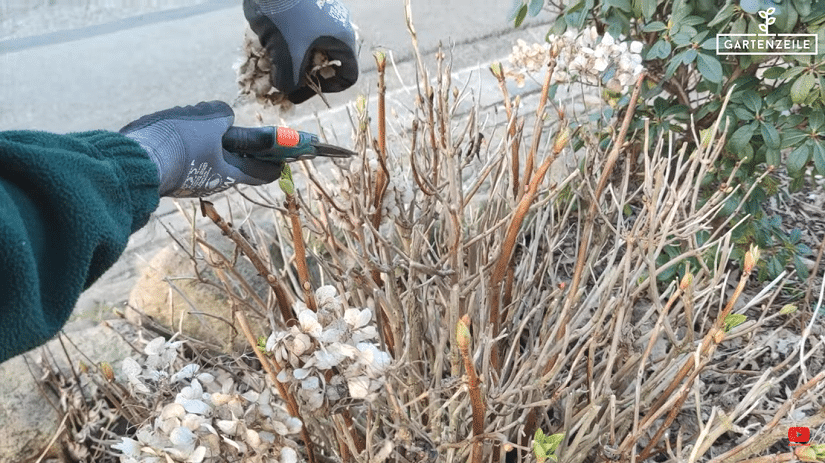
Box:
[0,130,160,363]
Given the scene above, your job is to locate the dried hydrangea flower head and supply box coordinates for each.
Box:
[507,26,644,92]
[266,285,392,413]
[113,336,304,463]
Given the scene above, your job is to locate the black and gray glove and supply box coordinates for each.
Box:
[120,101,283,197]
[244,0,358,104]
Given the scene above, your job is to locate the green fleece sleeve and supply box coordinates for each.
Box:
[0,130,160,363]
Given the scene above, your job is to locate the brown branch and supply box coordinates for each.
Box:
[234,309,316,463]
[285,193,317,312]
[488,121,569,368]
[708,370,825,462]
[553,71,647,347]
[200,200,294,325]
[457,315,485,463]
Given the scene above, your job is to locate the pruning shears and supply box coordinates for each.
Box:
[222,126,357,162]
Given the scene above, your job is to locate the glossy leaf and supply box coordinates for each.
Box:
[682,48,698,64]
[741,91,762,113]
[515,3,528,26]
[810,110,824,132]
[791,72,815,104]
[708,2,735,27]
[762,66,785,79]
[641,0,656,19]
[813,142,825,175]
[643,21,667,32]
[696,53,723,83]
[647,39,672,59]
[779,66,806,81]
[766,148,781,167]
[529,0,544,16]
[729,123,756,153]
[760,122,780,149]
[787,143,811,176]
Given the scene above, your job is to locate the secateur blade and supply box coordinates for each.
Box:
[222,126,357,163]
[311,141,358,158]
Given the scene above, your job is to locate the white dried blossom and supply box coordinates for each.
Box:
[266,286,392,413]
[506,27,645,92]
[111,335,305,463]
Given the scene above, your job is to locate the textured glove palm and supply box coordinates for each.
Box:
[244,0,358,104]
[120,101,283,197]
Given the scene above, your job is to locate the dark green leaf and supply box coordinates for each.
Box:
[643,21,667,32]
[528,0,544,16]
[787,143,811,176]
[696,53,723,83]
[789,228,802,244]
[692,30,709,44]
[766,148,781,167]
[672,0,692,23]
[665,55,683,79]
[742,91,762,113]
[796,243,812,256]
[682,48,698,64]
[794,255,810,280]
[610,0,633,12]
[662,104,690,119]
[647,39,672,59]
[793,0,811,17]
[508,0,525,20]
[700,38,717,50]
[734,106,755,121]
[564,0,591,29]
[641,0,656,19]
[767,257,783,279]
[819,75,825,101]
[782,129,808,148]
[762,66,786,80]
[791,72,816,104]
[671,32,693,47]
[729,123,756,152]
[780,66,806,81]
[682,15,705,26]
[813,142,825,175]
[810,111,824,132]
[742,141,754,161]
[550,15,567,35]
[514,4,528,27]
[708,2,735,27]
[731,15,747,34]
[760,122,781,149]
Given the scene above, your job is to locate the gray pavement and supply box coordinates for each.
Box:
[0,0,557,318]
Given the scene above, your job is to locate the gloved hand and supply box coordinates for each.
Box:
[244,0,358,104]
[120,101,283,197]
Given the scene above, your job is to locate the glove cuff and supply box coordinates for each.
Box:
[73,131,161,233]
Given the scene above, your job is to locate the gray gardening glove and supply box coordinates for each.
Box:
[120,101,283,197]
[244,0,358,104]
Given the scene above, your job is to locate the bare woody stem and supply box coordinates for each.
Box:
[369,50,396,354]
[523,58,556,200]
[285,193,317,312]
[234,309,316,463]
[553,71,647,347]
[490,63,521,200]
[488,123,569,370]
[621,247,760,459]
[457,315,485,463]
[200,200,294,325]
